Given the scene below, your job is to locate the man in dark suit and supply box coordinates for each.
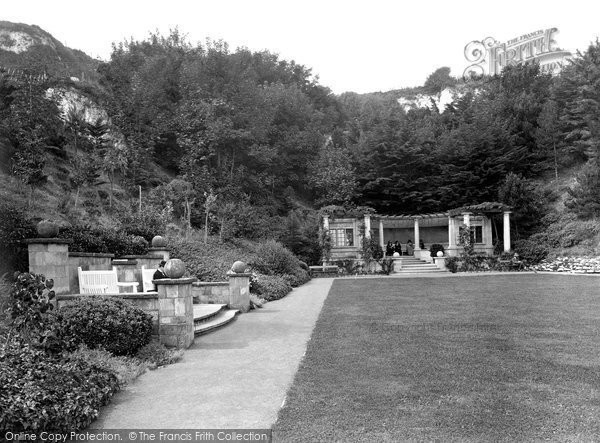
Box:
[153,260,168,280]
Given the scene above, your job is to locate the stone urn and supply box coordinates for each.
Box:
[37,220,59,238]
[151,235,167,247]
[231,261,247,273]
[164,258,186,278]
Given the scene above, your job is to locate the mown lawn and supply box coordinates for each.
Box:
[272,275,600,442]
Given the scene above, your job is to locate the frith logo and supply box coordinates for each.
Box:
[464,28,572,78]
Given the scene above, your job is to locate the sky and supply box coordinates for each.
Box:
[2,0,600,94]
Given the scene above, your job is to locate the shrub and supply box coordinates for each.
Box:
[334,259,363,275]
[282,268,311,287]
[168,234,257,281]
[0,201,36,274]
[377,257,395,275]
[429,244,445,257]
[69,345,148,387]
[59,225,149,257]
[55,297,153,356]
[135,340,184,368]
[446,257,461,273]
[59,225,108,253]
[513,239,549,264]
[251,274,292,301]
[361,236,384,263]
[0,339,119,433]
[250,240,301,276]
[96,230,148,257]
[116,205,170,241]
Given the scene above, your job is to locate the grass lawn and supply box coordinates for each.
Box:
[272,275,600,442]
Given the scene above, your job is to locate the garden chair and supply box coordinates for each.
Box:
[77,267,139,294]
[141,266,158,292]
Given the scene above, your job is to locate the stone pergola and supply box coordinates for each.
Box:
[323,202,512,261]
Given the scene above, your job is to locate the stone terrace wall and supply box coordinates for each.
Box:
[192,281,229,304]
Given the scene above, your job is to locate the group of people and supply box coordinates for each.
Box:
[385,239,426,256]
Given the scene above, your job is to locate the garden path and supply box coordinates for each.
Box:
[90,277,334,429]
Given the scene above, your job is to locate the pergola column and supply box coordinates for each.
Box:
[503,211,512,252]
[378,219,384,249]
[322,215,329,232]
[364,213,371,239]
[413,216,421,250]
[462,212,472,227]
[448,216,456,247]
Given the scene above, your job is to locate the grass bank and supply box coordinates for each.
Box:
[273,275,600,441]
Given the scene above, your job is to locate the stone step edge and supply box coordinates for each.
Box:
[194,309,239,335]
[193,304,228,323]
[393,270,446,273]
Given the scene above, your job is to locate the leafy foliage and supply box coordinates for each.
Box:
[565,159,600,218]
[54,297,153,356]
[250,274,293,301]
[429,244,445,257]
[8,272,55,338]
[0,201,36,274]
[249,240,302,276]
[0,339,119,433]
[58,225,148,256]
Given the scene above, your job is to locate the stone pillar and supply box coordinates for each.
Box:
[228,272,251,313]
[447,216,459,257]
[364,214,371,239]
[378,219,384,249]
[448,216,456,247]
[154,277,195,349]
[484,217,493,253]
[112,259,138,293]
[434,256,447,270]
[323,215,330,232]
[149,236,170,260]
[25,238,72,295]
[148,247,170,261]
[503,211,512,252]
[413,217,421,250]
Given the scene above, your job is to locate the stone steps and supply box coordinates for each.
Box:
[392,257,445,274]
[193,304,239,335]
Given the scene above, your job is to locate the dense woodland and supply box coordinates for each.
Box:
[1,28,600,269]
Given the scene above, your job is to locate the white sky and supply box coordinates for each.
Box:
[3,0,600,94]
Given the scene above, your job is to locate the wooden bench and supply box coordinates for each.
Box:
[498,259,524,271]
[77,267,139,294]
[141,266,157,292]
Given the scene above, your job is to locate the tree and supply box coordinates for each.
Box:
[309,131,359,207]
[498,172,545,239]
[536,99,562,182]
[565,159,600,219]
[555,40,600,164]
[100,140,128,208]
[423,67,456,97]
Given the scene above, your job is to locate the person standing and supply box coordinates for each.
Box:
[406,239,414,256]
[386,241,394,256]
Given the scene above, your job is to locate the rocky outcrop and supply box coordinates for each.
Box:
[531,256,600,274]
[0,28,55,53]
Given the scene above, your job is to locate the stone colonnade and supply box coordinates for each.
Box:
[329,211,513,256]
